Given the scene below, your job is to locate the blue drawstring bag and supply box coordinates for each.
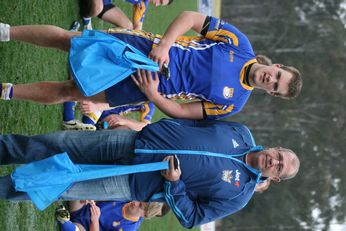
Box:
[11,153,168,210]
[69,30,159,96]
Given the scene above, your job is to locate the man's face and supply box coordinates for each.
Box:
[128,201,147,217]
[251,64,293,97]
[251,148,296,181]
[149,0,170,6]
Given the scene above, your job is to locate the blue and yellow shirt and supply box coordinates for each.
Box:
[70,201,143,231]
[157,16,256,119]
[107,16,256,119]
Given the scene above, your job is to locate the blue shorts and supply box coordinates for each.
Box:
[104,30,155,107]
[105,77,148,107]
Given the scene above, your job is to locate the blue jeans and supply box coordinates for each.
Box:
[0,130,137,164]
[62,175,131,201]
[0,130,137,200]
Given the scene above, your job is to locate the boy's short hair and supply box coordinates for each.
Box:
[145,202,170,218]
[256,54,272,65]
[280,65,303,99]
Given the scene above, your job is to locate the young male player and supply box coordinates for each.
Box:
[0,11,302,120]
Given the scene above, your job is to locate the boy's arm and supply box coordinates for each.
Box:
[149,11,207,69]
[131,71,204,119]
[89,202,101,231]
[103,114,149,131]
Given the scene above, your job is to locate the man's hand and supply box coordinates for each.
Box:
[148,44,170,71]
[131,69,160,100]
[161,155,181,182]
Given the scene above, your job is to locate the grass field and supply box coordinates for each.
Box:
[0,1,198,230]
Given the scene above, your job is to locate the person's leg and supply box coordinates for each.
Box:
[99,5,133,29]
[81,110,102,126]
[63,113,98,131]
[63,24,80,128]
[80,0,104,29]
[0,83,13,100]
[1,24,79,52]
[0,129,137,165]
[0,175,30,200]
[63,101,77,122]
[61,82,98,131]
[9,78,106,104]
[61,175,132,201]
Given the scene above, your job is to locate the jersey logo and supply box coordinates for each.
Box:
[113,221,120,227]
[235,169,241,187]
[223,87,234,99]
[229,51,234,62]
[221,170,233,184]
[232,139,239,148]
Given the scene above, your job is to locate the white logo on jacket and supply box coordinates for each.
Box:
[235,169,241,187]
[221,170,233,184]
[232,139,239,148]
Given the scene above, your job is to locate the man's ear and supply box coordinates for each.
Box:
[269,176,281,183]
[274,63,283,68]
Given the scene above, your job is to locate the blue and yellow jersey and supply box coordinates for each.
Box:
[107,16,256,119]
[157,16,256,119]
[127,0,148,23]
[99,102,155,123]
[70,201,143,231]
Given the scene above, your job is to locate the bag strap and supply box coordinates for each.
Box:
[124,51,159,72]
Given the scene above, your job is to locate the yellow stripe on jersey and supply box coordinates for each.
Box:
[133,1,147,23]
[162,93,197,101]
[174,35,205,47]
[202,102,234,116]
[107,28,156,41]
[239,59,257,90]
[205,29,239,46]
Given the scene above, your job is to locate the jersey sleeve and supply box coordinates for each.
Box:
[139,102,155,123]
[200,16,252,50]
[202,101,240,120]
[131,0,148,23]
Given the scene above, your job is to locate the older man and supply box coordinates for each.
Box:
[0,118,299,228]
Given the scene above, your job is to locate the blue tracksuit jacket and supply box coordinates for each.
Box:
[129,119,264,228]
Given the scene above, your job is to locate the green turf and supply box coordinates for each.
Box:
[0,0,197,230]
